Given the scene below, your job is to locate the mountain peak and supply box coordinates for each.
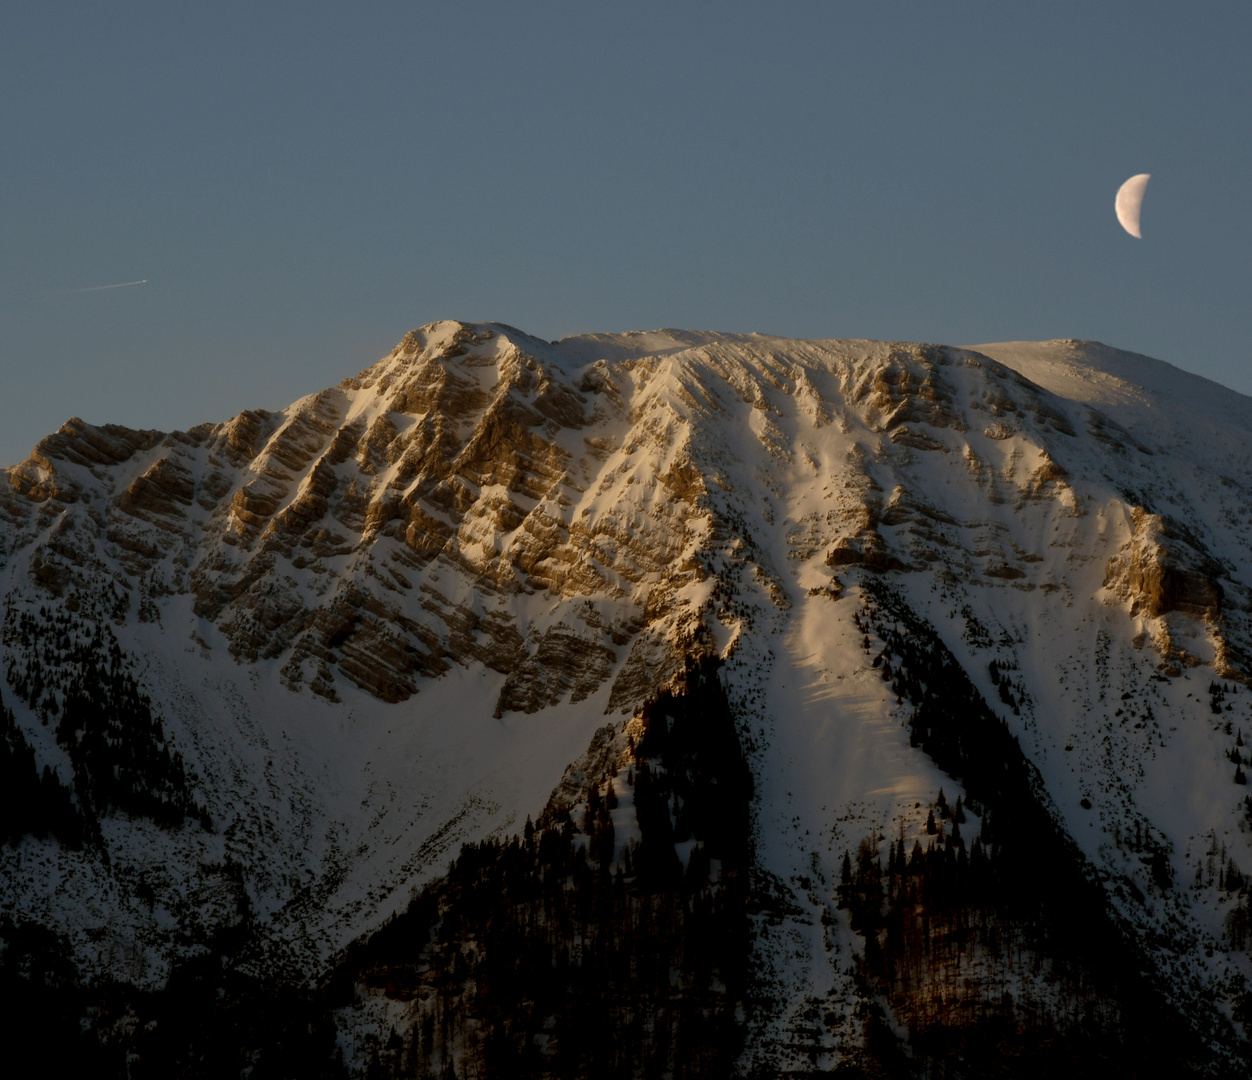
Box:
[3,326,1251,1073]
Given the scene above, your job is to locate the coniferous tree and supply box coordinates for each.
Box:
[1,687,84,848]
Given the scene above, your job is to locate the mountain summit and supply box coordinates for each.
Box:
[3,324,1251,1075]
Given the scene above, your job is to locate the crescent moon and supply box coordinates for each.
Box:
[1115,173,1150,238]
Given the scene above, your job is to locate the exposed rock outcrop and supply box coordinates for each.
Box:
[1105,508,1226,619]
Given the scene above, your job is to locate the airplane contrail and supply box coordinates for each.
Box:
[57,279,149,294]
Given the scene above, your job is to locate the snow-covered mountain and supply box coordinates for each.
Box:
[2,322,1251,1075]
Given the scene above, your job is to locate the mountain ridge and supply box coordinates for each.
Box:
[2,323,1250,1075]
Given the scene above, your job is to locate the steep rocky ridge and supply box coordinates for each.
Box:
[3,324,1252,1074]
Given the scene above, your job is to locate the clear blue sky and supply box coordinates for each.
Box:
[3,3,1250,466]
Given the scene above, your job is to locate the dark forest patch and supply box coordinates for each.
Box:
[3,605,209,835]
[3,659,753,1079]
[836,578,1245,1077]
[333,657,754,1078]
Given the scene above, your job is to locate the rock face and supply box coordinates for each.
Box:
[1105,507,1227,617]
[1,323,718,713]
[3,325,1252,1075]
[6,325,1249,712]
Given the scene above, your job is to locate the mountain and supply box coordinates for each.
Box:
[2,322,1251,1076]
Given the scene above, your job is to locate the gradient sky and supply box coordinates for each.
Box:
[3,2,1250,466]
